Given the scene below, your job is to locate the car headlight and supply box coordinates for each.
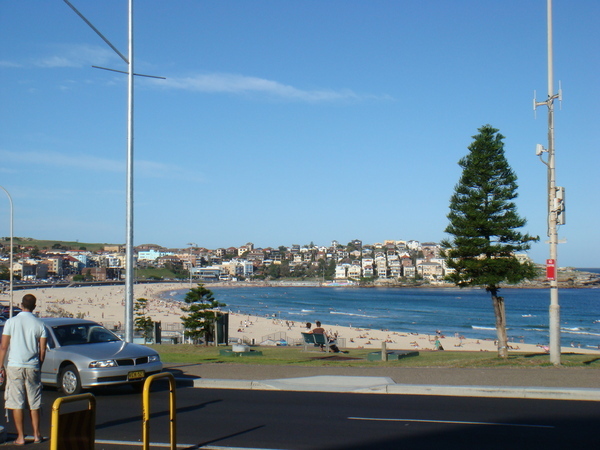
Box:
[89,359,118,368]
[148,355,160,363]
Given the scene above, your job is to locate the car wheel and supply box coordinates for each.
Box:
[59,364,82,395]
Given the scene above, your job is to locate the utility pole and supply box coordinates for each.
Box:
[187,243,197,288]
[64,0,164,342]
[534,0,564,365]
[0,186,14,318]
[124,0,135,343]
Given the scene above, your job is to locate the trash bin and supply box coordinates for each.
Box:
[216,313,229,345]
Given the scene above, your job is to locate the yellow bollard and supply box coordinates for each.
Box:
[50,393,96,450]
[142,372,177,450]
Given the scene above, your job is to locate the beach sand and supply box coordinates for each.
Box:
[1,283,597,355]
[0,283,186,330]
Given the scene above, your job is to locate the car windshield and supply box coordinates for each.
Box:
[52,323,121,346]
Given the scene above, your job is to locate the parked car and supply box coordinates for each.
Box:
[1,306,22,319]
[1,318,162,395]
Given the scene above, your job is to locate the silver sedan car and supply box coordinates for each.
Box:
[40,318,162,395]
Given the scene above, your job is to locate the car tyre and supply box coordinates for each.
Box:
[59,364,82,395]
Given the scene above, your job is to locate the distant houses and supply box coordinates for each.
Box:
[0,238,533,286]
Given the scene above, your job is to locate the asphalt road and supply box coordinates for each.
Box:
[3,383,599,449]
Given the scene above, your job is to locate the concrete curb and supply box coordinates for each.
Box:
[176,376,600,401]
[380,384,600,401]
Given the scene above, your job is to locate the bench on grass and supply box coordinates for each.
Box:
[301,332,335,352]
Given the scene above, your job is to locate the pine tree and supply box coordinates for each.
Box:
[134,298,154,344]
[441,125,538,358]
[180,284,225,344]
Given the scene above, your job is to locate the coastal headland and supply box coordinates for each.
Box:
[1,282,598,355]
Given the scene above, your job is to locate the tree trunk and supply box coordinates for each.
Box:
[490,287,508,358]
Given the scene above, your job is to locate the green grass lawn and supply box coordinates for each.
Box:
[149,344,600,368]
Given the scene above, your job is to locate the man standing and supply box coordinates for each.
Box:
[0,294,47,445]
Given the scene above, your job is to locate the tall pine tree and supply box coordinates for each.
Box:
[442,125,538,358]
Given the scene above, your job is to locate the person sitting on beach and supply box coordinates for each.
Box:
[435,338,444,351]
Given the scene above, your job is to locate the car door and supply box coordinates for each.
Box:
[41,326,60,386]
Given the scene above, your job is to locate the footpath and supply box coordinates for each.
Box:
[164,363,600,401]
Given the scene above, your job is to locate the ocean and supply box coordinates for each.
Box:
[167,281,600,350]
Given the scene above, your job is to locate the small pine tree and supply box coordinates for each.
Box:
[180,284,225,345]
[442,125,538,358]
[134,298,154,344]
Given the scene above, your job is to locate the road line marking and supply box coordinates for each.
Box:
[348,417,554,429]
[95,440,280,450]
[95,439,194,448]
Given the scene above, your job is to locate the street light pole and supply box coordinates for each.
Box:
[187,243,197,289]
[534,0,562,365]
[545,0,560,367]
[0,186,14,318]
[64,0,163,343]
[124,0,135,343]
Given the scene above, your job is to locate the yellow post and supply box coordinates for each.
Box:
[50,393,96,450]
[142,372,176,450]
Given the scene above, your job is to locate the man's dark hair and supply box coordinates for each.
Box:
[316,321,321,327]
[21,294,37,311]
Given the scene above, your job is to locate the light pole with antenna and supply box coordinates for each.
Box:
[534,0,565,366]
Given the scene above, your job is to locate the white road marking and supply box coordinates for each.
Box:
[348,417,555,429]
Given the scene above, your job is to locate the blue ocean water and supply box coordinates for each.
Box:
[168,286,600,349]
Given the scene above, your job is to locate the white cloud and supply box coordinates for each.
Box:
[33,44,119,69]
[0,149,202,182]
[0,60,22,68]
[0,149,121,172]
[150,72,389,102]
[0,44,120,70]
[136,160,206,182]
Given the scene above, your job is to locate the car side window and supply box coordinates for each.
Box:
[52,326,70,346]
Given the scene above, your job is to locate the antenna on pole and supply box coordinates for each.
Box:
[558,80,563,109]
[533,0,563,366]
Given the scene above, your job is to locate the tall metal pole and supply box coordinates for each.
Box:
[64,0,163,343]
[187,243,197,289]
[0,186,14,318]
[124,0,135,343]
[546,0,560,366]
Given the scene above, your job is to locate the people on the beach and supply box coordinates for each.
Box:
[0,294,47,445]
[312,321,325,335]
[311,321,340,352]
[435,338,444,351]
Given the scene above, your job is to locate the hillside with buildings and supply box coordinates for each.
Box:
[1,237,598,288]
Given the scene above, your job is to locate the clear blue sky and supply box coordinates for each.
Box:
[1,1,598,267]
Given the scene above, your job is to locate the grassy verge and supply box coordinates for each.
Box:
[149,344,600,369]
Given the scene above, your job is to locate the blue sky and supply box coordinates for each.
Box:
[1,1,598,267]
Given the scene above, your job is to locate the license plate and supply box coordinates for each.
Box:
[128,370,145,380]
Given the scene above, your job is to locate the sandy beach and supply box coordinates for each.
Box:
[1,283,598,355]
[0,283,187,331]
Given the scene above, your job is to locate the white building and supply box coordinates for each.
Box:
[138,249,171,261]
